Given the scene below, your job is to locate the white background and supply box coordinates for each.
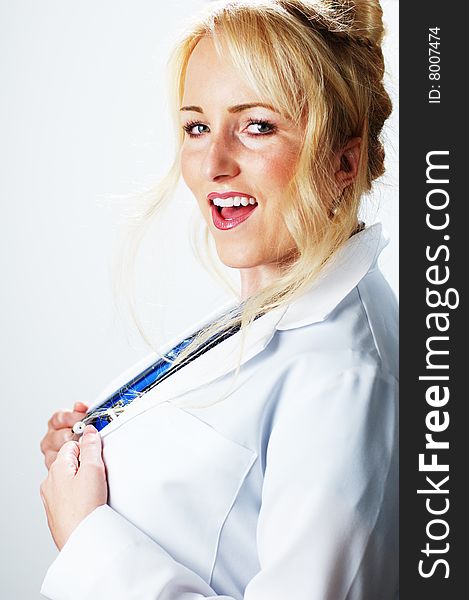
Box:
[0,1,398,597]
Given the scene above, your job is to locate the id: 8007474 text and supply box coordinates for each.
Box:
[428,27,441,104]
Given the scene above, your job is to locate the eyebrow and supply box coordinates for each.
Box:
[179,102,278,114]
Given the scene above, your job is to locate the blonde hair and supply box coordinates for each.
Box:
[124,0,392,371]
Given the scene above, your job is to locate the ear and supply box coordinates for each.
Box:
[333,137,362,192]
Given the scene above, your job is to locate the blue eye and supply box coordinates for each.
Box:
[245,119,277,135]
[183,121,209,137]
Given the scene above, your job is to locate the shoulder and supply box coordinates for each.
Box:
[273,224,398,381]
[356,263,399,377]
[273,268,398,387]
[269,349,397,425]
[257,273,398,445]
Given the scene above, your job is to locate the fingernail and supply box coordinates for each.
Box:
[83,425,98,435]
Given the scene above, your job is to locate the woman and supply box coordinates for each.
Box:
[40,0,398,598]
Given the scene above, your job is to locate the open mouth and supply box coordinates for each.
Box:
[208,194,258,230]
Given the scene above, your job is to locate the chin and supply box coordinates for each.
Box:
[214,243,263,270]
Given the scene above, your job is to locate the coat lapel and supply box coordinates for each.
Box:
[99,303,288,437]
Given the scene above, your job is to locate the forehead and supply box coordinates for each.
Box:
[182,36,262,104]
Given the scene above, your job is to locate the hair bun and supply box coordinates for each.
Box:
[349,0,385,46]
[278,1,385,48]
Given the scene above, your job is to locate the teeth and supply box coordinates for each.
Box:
[211,195,257,207]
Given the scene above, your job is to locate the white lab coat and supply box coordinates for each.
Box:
[41,223,398,600]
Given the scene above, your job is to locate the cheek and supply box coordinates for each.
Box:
[272,152,298,185]
[254,151,298,244]
[253,148,298,192]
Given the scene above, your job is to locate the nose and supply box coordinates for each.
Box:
[201,135,241,182]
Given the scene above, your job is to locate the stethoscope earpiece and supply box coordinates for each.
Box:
[72,421,86,435]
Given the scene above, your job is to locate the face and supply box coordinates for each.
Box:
[180,36,303,274]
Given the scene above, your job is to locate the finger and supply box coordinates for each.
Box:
[78,425,103,467]
[48,409,88,431]
[54,440,80,472]
[41,427,77,456]
[39,478,50,507]
[73,401,89,412]
[45,451,58,470]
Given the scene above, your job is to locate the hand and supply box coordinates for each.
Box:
[40,425,108,550]
[40,402,89,469]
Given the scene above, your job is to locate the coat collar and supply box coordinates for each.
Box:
[98,223,388,436]
[276,222,388,330]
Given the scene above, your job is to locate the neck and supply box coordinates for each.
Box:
[239,264,284,301]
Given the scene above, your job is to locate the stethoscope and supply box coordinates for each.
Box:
[72,304,256,435]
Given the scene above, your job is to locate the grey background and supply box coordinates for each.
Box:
[0,1,398,597]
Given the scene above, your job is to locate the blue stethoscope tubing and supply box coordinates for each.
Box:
[72,305,255,434]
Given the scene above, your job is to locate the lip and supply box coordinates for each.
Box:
[210,202,258,230]
[207,191,258,231]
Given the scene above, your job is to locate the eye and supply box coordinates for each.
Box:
[245,119,277,136]
[182,120,209,138]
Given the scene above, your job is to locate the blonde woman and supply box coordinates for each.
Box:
[40,1,398,598]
